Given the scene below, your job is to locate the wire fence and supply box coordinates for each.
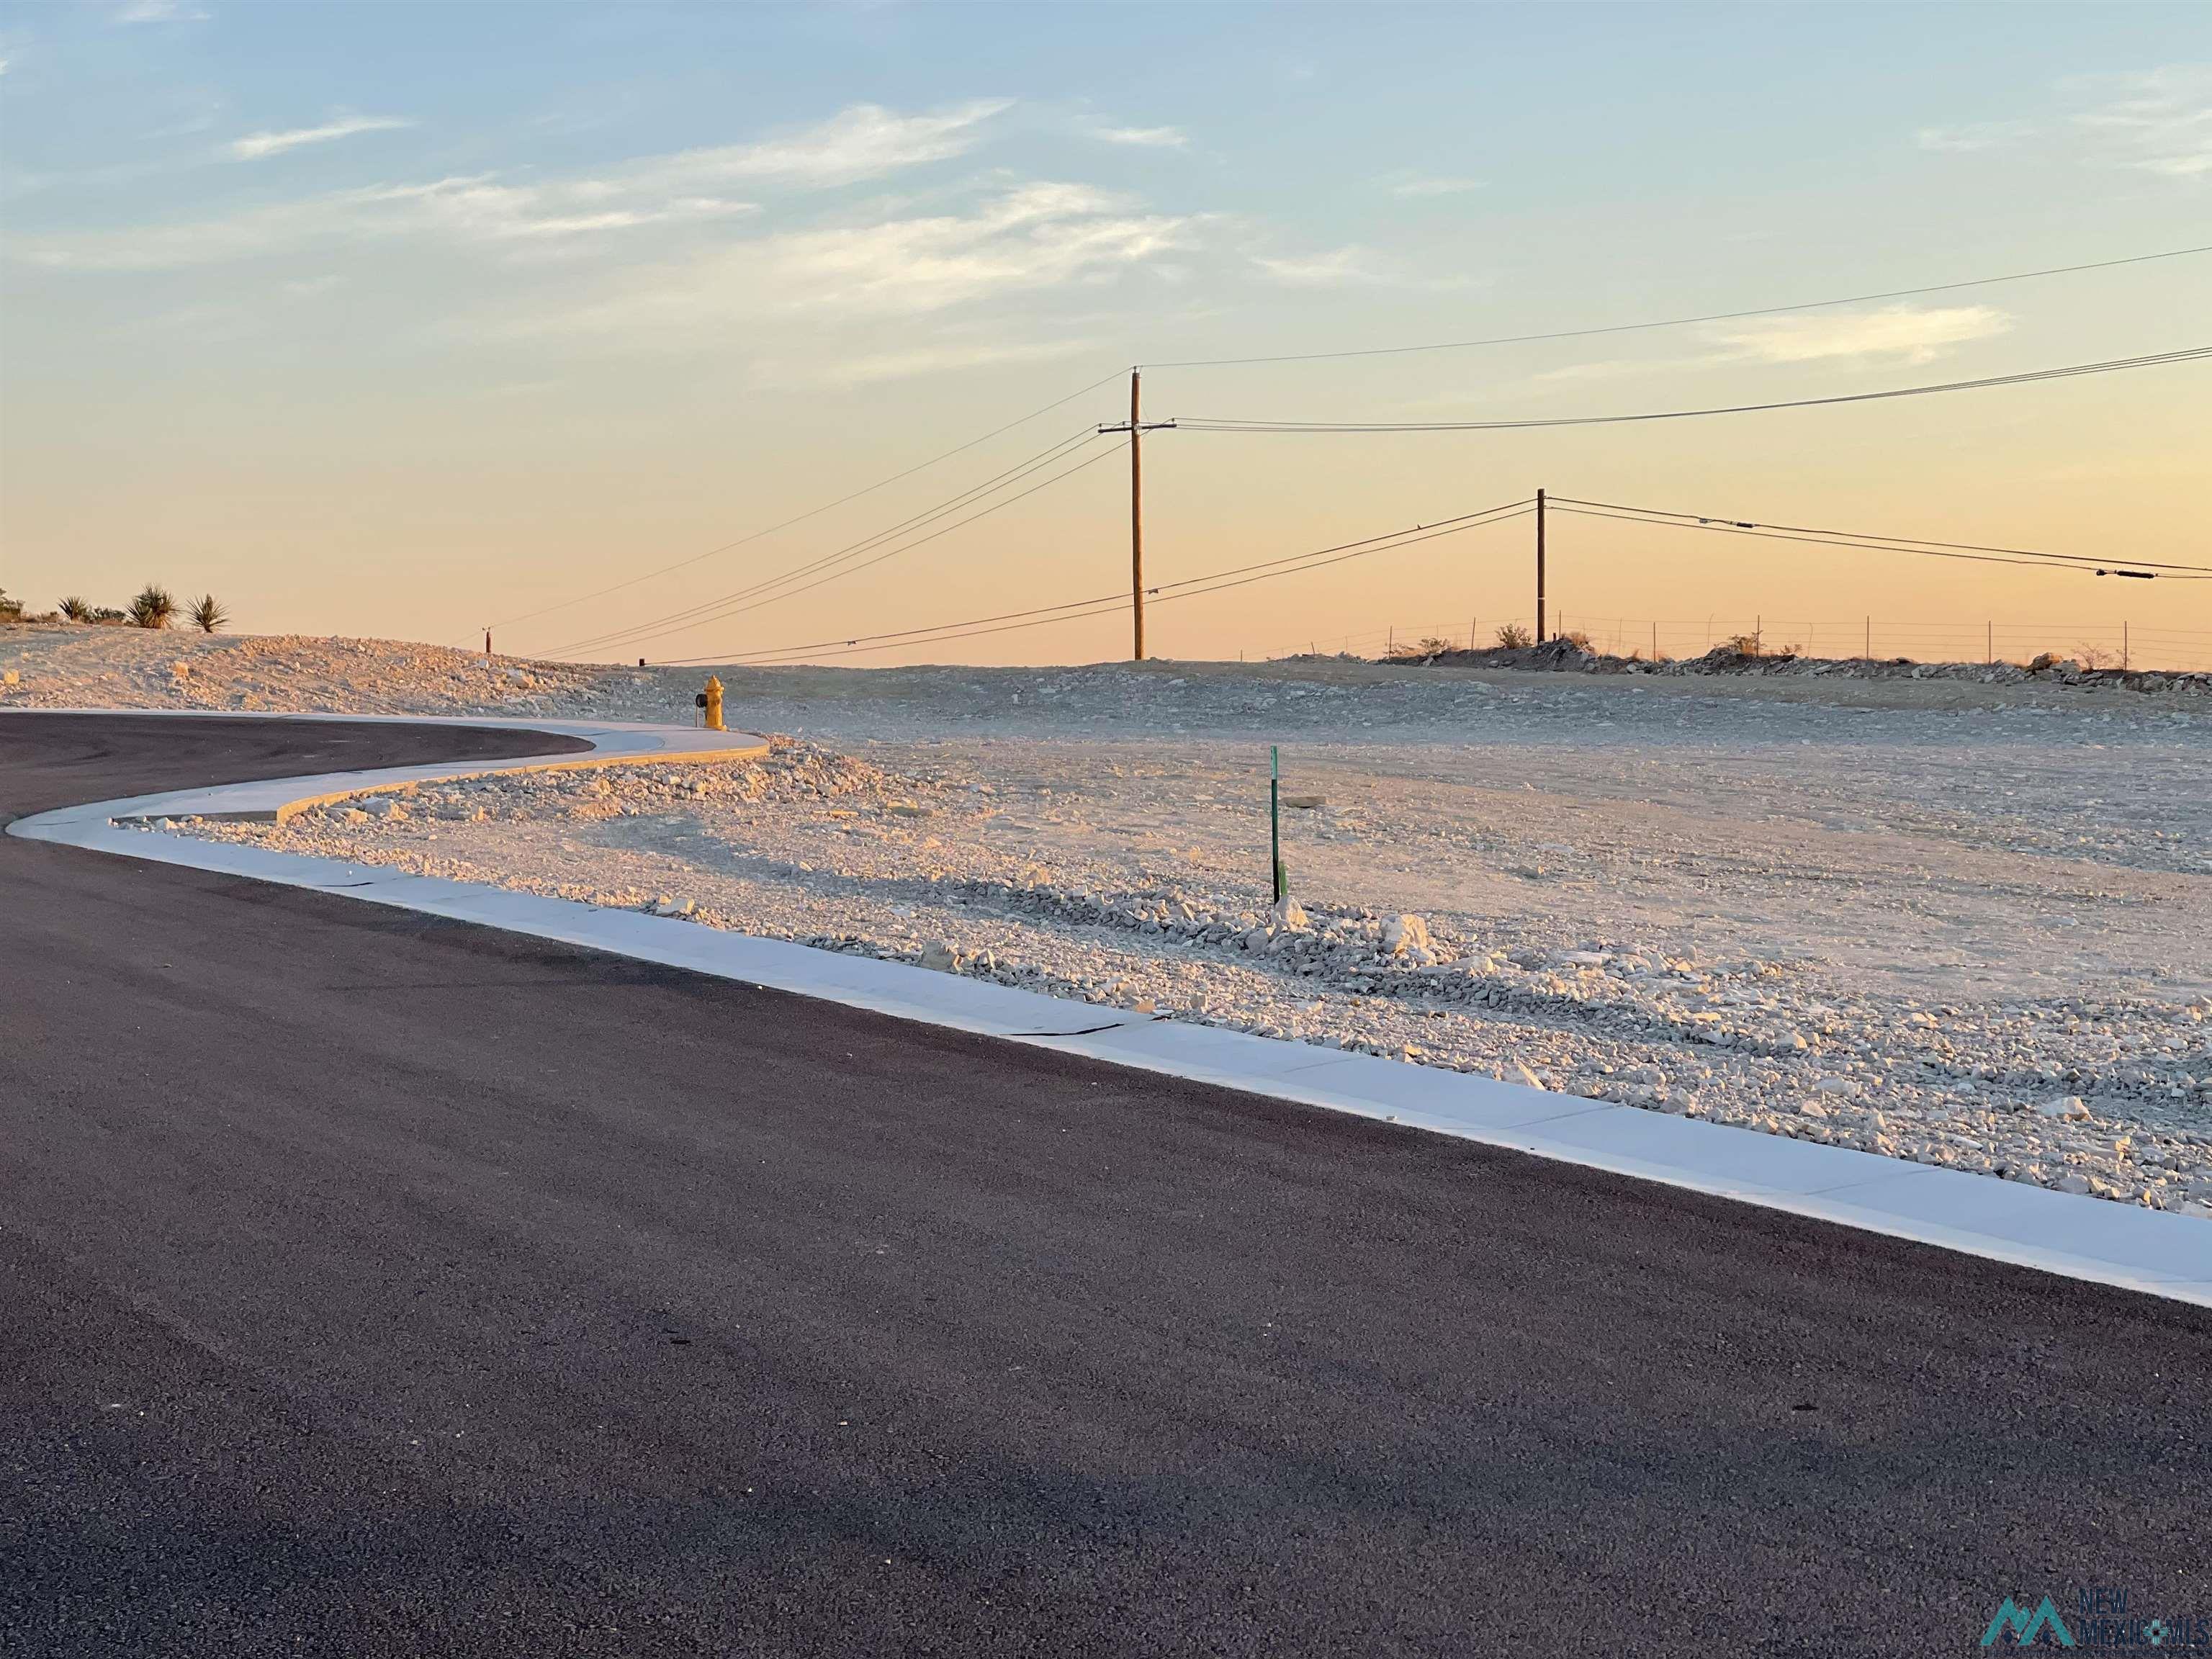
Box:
[1256,615,2212,674]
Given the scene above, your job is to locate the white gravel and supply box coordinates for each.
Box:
[11,623,2210,1217]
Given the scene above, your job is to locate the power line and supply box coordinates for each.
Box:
[1548,503,2207,580]
[678,498,1532,665]
[1152,507,1534,608]
[1144,243,2212,369]
[486,367,1127,639]
[552,429,1110,657]
[1547,495,2212,575]
[567,438,1125,659]
[671,498,1535,665]
[1170,346,2212,433]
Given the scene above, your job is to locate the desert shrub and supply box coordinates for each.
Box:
[60,595,93,621]
[1560,629,1593,652]
[0,587,19,621]
[189,593,229,634]
[1493,622,1534,649]
[1387,635,1455,660]
[2075,645,2111,670]
[1724,631,1764,657]
[129,584,176,629]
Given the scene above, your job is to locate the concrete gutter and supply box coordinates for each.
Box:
[11,709,2210,1309]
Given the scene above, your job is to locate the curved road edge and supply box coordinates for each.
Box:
[9,707,2211,1308]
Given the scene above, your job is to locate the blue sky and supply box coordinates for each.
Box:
[4,3,2208,662]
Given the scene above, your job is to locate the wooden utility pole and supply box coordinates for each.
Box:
[1097,368,1175,662]
[1130,371,1145,660]
[1534,487,1547,643]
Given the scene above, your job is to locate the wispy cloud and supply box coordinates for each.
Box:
[1534,304,2013,387]
[1251,245,1390,288]
[777,336,1100,389]
[17,100,1010,270]
[1249,243,1469,292]
[19,174,757,269]
[2070,64,2212,178]
[1388,176,1483,198]
[1914,120,2033,153]
[1707,304,2013,366]
[503,181,1193,343]
[657,98,1012,186]
[1089,124,1187,148]
[116,0,207,21]
[229,115,414,161]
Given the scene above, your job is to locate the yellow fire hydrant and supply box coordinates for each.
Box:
[697,675,724,732]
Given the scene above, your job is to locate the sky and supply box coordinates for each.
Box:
[3,1,2208,669]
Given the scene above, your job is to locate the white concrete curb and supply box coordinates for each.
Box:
[12,709,2210,1309]
[5,707,769,822]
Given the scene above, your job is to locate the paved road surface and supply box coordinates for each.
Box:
[3,711,2207,1658]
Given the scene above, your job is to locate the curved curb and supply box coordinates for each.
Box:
[9,709,2210,1310]
[6,708,768,825]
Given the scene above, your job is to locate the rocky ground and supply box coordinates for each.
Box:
[13,623,2210,1215]
[126,693,2210,1220]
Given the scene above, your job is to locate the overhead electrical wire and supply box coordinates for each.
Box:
[1547,495,2212,576]
[1171,346,2212,433]
[501,240,2210,663]
[706,515,1534,665]
[669,498,1536,665]
[673,498,1533,663]
[1143,242,2212,369]
[551,427,1103,655]
[664,441,1127,631]
[551,429,1114,657]
[1547,503,2207,580]
[555,433,1115,657]
[683,476,2198,667]
[485,367,1128,639]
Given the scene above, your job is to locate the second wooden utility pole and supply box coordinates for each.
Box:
[1534,487,1547,644]
[1097,369,1176,662]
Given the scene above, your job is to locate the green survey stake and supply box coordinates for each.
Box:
[1270,745,1285,904]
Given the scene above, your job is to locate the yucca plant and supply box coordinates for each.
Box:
[129,584,176,629]
[60,595,93,621]
[189,593,229,634]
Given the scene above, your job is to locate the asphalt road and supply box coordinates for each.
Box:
[3,711,2207,1658]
